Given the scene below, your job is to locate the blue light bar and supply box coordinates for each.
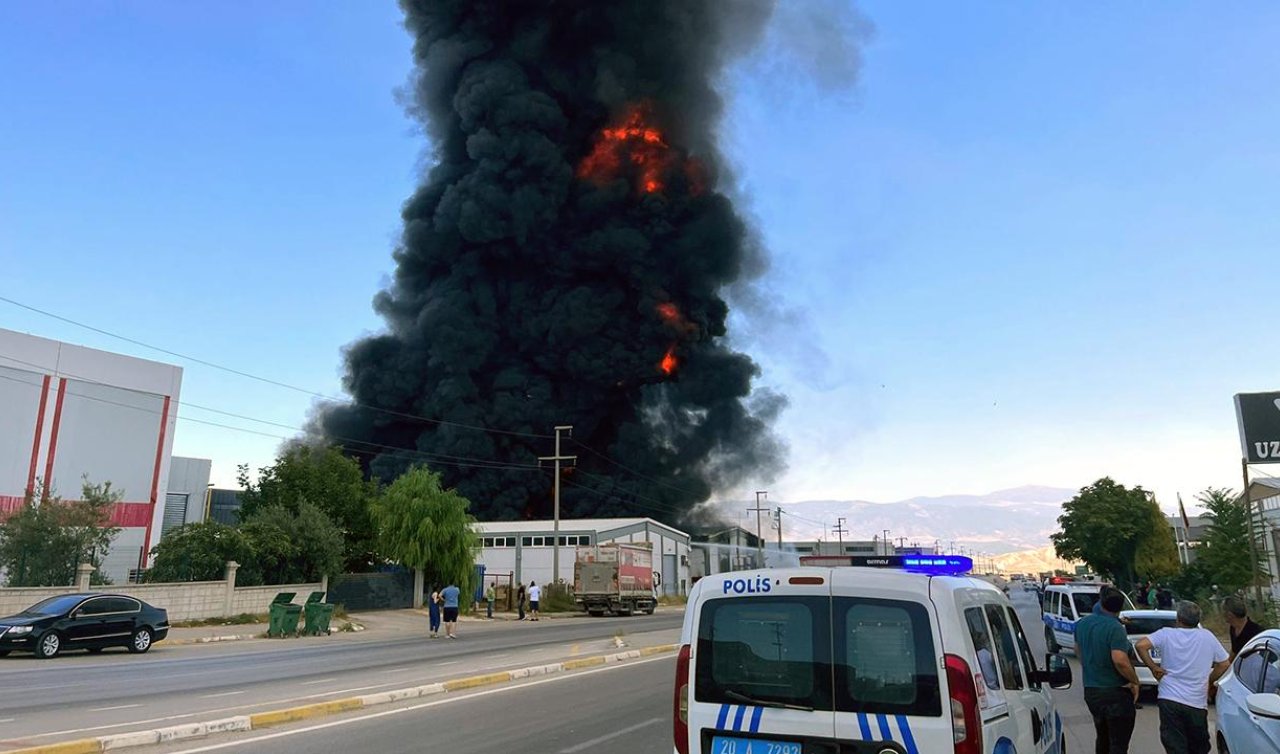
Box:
[901,555,973,574]
[818,555,974,574]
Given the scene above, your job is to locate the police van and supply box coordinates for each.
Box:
[1041,581,1134,655]
[674,556,1072,754]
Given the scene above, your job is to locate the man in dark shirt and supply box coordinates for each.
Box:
[1077,586,1142,753]
[1223,596,1263,660]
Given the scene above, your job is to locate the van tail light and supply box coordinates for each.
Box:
[674,644,691,754]
[945,653,983,754]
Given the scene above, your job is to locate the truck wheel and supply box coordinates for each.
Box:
[644,605,656,615]
[618,606,634,617]
[588,609,605,617]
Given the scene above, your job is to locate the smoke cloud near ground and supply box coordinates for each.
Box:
[322,0,855,527]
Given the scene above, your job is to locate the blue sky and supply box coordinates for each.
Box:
[2,3,1277,512]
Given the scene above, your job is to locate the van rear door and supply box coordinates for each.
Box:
[688,571,833,753]
[829,569,948,753]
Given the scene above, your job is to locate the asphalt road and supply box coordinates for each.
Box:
[146,653,676,754]
[0,611,681,749]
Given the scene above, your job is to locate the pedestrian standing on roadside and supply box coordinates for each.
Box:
[1134,601,1230,754]
[441,582,461,639]
[428,586,442,638]
[1223,595,1263,662]
[517,582,527,621]
[528,580,541,621]
[485,582,496,619]
[1077,586,1142,754]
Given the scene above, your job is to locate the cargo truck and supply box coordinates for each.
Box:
[574,542,657,616]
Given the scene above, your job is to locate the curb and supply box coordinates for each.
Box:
[8,644,679,754]
[165,633,262,646]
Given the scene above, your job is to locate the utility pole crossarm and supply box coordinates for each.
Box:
[747,491,769,567]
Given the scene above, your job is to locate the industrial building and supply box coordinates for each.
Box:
[473,517,690,596]
[0,328,199,583]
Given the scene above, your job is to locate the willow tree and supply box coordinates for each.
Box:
[372,467,478,594]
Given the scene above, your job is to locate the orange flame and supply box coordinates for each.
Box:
[660,346,678,376]
[656,302,680,323]
[577,104,701,196]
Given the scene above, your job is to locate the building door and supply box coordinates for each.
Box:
[663,554,677,596]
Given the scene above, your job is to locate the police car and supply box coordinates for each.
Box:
[674,556,1072,754]
[1041,581,1135,655]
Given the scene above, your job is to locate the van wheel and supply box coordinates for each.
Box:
[1217,733,1230,754]
[1045,626,1060,654]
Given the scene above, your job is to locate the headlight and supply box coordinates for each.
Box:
[7,626,32,635]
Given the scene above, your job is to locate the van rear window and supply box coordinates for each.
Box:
[695,596,832,710]
[834,597,941,716]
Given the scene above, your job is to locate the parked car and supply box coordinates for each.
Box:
[1216,628,1280,753]
[1118,609,1177,692]
[0,593,169,659]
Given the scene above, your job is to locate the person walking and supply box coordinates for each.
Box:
[427,587,442,638]
[440,582,461,639]
[1222,595,1263,662]
[485,582,496,619]
[1134,601,1230,754]
[1077,586,1142,753]
[516,582,527,621]
[528,580,541,621]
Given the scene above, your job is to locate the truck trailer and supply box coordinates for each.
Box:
[574,542,657,616]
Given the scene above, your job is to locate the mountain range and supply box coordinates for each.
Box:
[710,485,1076,556]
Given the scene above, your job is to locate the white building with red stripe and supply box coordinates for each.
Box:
[1,328,182,582]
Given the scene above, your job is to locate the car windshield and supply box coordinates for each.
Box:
[1072,592,1099,616]
[23,595,85,615]
[1125,616,1177,636]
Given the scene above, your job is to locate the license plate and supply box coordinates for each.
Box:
[710,736,802,754]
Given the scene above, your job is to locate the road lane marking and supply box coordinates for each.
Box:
[166,656,674,753]
[437,660,460,666]
[383,668,412,673]
[0,718,14,724]
[201,691,247,698]
[560,717,663,753]
[89,704,142,712]
[300,678,337,686]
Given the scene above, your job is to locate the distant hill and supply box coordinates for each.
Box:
[992,545,1081,576]
[709,485,1075,555]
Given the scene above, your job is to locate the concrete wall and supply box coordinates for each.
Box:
[0,571,323,622]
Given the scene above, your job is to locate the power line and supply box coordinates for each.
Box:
[0,295,551,440]
[0,367,543,474]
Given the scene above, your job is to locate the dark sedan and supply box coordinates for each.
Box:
[0,593,169,659]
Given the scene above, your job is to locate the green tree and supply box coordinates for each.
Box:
[146,521,258,584]
[1196,487,1261,594]
[237,445,379,571]
[1052,477,1164,590]
[1135,497,1180,583]
[371,467,477,592]
[0,479,122,587]
[241,502,345,584]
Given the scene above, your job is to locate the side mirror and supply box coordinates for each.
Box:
[1247,693,1280,720]
[1035,653,1072,689]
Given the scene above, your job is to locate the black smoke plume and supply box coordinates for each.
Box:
[322,0,791,527]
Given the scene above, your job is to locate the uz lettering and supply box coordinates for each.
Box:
[1257,441,1280,459]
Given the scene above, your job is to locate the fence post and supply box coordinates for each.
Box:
[224,560,239,617]
[320,574,329,599]
[413,568,425,609]
[76,563,94,591]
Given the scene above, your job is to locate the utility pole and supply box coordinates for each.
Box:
[775,507,783,549]
[882,529,891,555]
[748,491,769,566]
[833,517,847,553]
[539,425,576,589]
[1243,459,1266,608]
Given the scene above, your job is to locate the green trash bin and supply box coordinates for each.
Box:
[268,592,301,637]
[303,591,335,636]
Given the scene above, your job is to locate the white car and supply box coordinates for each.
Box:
[1118,609,1177,691]
[1216,628,1280,753]
[1042,581,1135,654]
[673,555,1072,754]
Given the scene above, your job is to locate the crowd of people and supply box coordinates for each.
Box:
[1079,587,1266,754]
[425,580,545,639]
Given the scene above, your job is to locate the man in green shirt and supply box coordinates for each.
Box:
[485,583,496,619]
[1076,586,1142,753]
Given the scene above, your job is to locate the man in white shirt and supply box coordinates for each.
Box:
[1134,601,1231,754]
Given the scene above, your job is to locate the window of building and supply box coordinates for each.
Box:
[522,537,532,547]
[483,537,494,548]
